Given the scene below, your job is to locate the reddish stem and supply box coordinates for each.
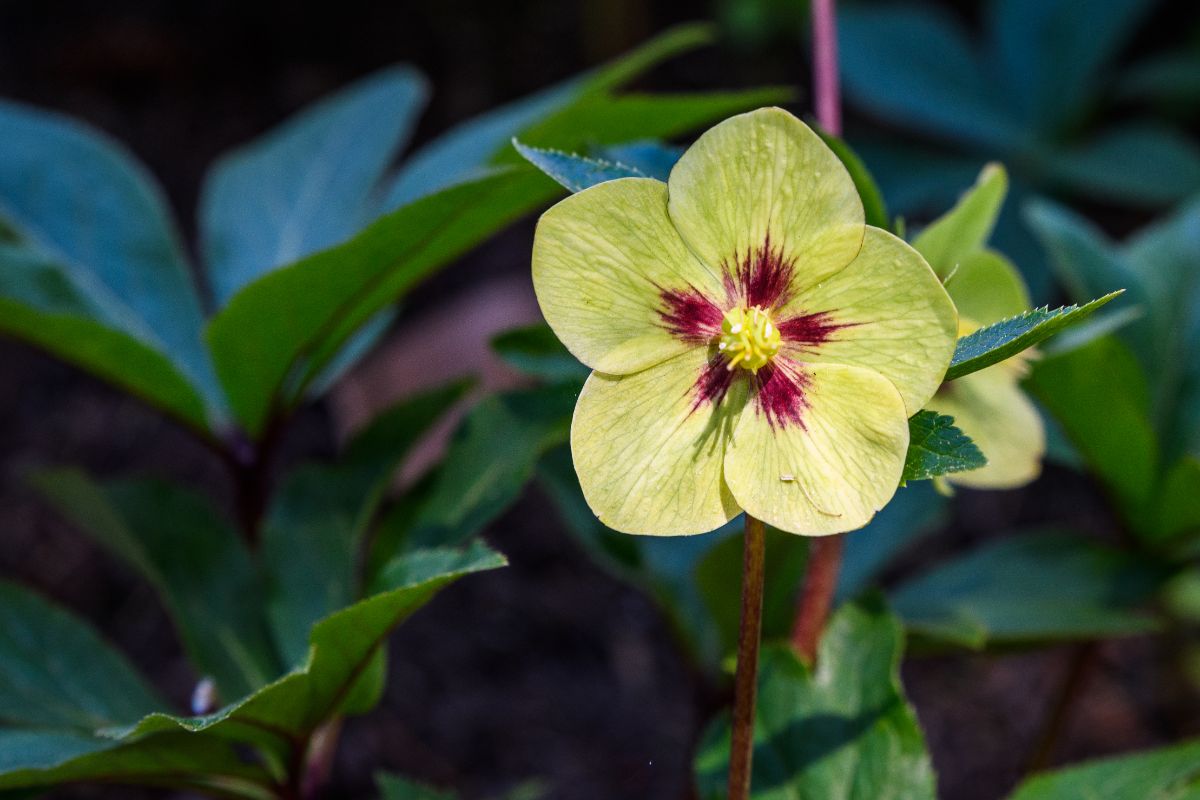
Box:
[812,0,842,136]
[790,535,844,662]
[727,515,767,800]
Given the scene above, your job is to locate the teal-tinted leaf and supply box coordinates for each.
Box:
[902,411,987,483]
[1119,52,1200,107]
[207,166,558,437]
[490,323,588,383]
[202,65,428,306]
[0,100,219,413]
[838,483,949,602]
[694,596,935,799]
[0,582,165,730]
[1038,124,1200,207]
[816,130,889,230]
[944,292,1121,380]
[382,24,712,208]
[594,140,683,181]
[838,5,1017,149]
[987,0,1150,132]
[263,381,469,667]
[401,385,575,553]
[890,532,1165,648]
[1008,739,1200,800]
[0,731,273,796]
[912,163,1007,278]
[1025,337,1158,524]
[30,471,279,699]
[513,141,646,193]
[0,262,211,435]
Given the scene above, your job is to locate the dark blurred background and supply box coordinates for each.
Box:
[1,1,1196,798]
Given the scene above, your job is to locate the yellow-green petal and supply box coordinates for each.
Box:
[776,226,957,414]
[723,362,909,536]
[571,348,745,535]
[667,107,865,294]
[945,248,1031,325]
[532,177,727,375]
[926,367,1045,489]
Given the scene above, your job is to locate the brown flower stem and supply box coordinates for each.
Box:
[728,514,767,800]
[789,534,844,662]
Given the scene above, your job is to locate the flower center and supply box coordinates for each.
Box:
[718,306,781,373]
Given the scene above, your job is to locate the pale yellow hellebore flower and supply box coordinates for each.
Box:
[532,108,957,536]
[921,241,1046,490]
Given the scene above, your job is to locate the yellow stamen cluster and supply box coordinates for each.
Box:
[719,306,781,373]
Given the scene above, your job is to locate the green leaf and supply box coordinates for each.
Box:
[207,166,558,437]
[1008,739,1200,800]
[1154,457,1200,551]
[263,381,470,667]
[30,471,280,699]
[838,5,1018,149]
[816,130,890,230]
[912,163,1007,278]
[1025,337,1159,524]
[0,99,220,415]
[0,731,274,797]
[944,292,1121,380]
[490,323,588,383]
[0,247,212,435]
[382,23,713,207]
[694,596,935,800]
[507,89,792,162]
[122,542,504,744]
[0,540,506,800]
[401,385,575,553]
[0,581,165,730]
[1037,124,1200,207]
[378,774,454,800]
[202,65,428,306]
[902,411,987,483]
[513,140,647,193]
[890,532,1165,648]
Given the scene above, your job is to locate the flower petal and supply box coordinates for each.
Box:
[571,348,745,535]
[532,177,728,375]
[667,107,865,303]
[723,361,909,535]
[925,367,1045,489]
[776,227,957,414]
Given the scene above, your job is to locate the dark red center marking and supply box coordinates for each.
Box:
[655,235,853,431]
[658,286,724,341]
[778,311,853,351]
[723,234,797,308]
